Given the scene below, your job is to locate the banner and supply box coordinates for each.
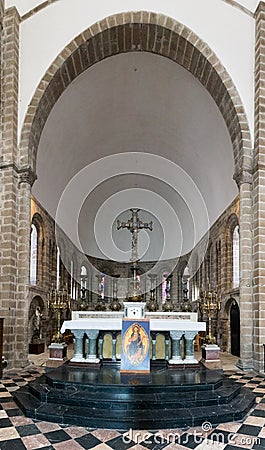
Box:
[121,319,150,373]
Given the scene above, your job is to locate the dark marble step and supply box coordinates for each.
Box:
[13,385,255,430]
[44,364,223,393]
[28,377,241,410]
[12,364,256,430]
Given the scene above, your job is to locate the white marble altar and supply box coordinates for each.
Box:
[61,306,206,365]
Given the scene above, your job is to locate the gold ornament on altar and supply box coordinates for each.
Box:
[48,284,71,343]
[197,284,221,344]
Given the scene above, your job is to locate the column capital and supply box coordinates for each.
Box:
[184,331,197,340]
[233,169,252,187]
[86,329,99,340]
[170,330,184,340]
[18,167,37,186]
[72,329,85,339]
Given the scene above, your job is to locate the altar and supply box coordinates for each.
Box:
[61,309,206,366]
[14,209,255,429]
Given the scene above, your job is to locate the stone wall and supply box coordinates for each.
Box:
[28,193,240,353]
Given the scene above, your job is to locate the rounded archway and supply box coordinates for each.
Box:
[230,299,240,357]
[17,11,253,369]
[20,12,251,176]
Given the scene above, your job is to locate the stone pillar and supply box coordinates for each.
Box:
[247,1,265,371]
[168,331,183,364]
[85,336,90,360]
[183,331,198,364]
[112,336,117,361]
[152,335,156,361]
[99,335,103,360]
[0,6,32,367]
[236,174,253,370]
[86,330,100,363]
[16,169,35,366]
[71,329,85,362]
[165,335,170,361]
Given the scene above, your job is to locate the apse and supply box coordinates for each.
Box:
[33,51,236,262]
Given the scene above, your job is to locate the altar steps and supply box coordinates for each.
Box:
[13,364,255,430]
[26,378,241,410]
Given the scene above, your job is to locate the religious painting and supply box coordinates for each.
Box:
[121,319,150,373]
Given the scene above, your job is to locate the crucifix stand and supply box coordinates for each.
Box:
[117,209,153,317]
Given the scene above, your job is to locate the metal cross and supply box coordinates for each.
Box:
[117,208,153,262]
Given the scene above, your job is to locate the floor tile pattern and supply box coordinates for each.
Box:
[0,367,265,449]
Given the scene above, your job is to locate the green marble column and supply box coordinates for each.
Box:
[169,331,183,364]
[183,331,198,364]
[71,329,85,362]
[86,329,100,363]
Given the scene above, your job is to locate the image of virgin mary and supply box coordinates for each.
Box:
[124,323,149,366]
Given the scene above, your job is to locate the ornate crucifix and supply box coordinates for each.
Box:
[117,208,153,263]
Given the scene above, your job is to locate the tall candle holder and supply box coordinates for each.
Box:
[48,284,71,343]
[110,275,121,311]
[162,274,174,312]
[79,271,88,310]
[197,285,221,344]
[95,274,106,311]
[147,274,158,312]
[181,279,192,312]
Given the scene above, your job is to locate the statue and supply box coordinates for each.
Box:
[32,306,42,342]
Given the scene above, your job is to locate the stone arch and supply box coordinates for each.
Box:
[31,213,45,285]
[28,295,44,344]
[19,11,252,177]
[222,296,240,355]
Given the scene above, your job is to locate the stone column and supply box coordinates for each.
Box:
[236,174,253,370]
[86,330,100,363]
[242,1,265,371]
[16,169,36,366]
[71,329,85,362]
[165,335,170,361]
[152,335,156,361]
[99,335,103,360]
[0,6,31,367]
[85,336,90,360]
[168,331,183,364]
[112,336,117,361]
[183,331,198,364]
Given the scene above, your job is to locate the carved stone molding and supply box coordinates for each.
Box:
[233,170,252,187]
[18,167,37,186]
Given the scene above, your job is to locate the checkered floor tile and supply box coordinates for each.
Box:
[0,367,264,449]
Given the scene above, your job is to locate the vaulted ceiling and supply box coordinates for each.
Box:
[33,52,236,261]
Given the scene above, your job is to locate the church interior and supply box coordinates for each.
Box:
[2,0,265,448]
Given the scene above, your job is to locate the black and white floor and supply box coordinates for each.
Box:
[0,365,265,449]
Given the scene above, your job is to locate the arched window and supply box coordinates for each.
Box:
[80,265,88,299]
[80,265,87,288]
[183,266,190,300]
[162,272,169,304]
[71,260,77,299]
[101,273,105,299]
[30,224,38,285]
[233,225,240,288]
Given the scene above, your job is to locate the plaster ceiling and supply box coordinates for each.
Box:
[33,51,237,262]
